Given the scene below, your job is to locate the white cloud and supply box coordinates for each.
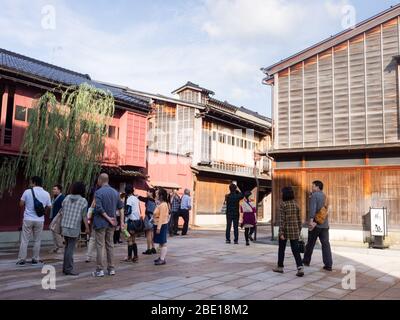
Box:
[231,87,251,100]
[201,0,307,40]
[0,0,359,116]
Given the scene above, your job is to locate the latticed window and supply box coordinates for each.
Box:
[177,105,195,154]
[149,104,177,153]
[201,120,212,161]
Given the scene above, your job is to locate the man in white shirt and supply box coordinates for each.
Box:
[17,176,52,265]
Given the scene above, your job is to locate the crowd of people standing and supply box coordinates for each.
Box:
[15,174,192,276]
[16,174,332,279]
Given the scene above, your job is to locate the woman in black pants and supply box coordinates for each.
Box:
[273,187,304,277]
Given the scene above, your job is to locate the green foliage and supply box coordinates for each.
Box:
[0,157,19,197]
[1,83,115,194]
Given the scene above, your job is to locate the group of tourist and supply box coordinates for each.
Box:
[16,174,332,279]
[223,180,332,278]
[16,173,192,276]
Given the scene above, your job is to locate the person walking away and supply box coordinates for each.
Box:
[225,183,244,244]
[169,189,181,236]
[179,189,191,236]
[273,187,304,277]
[239,191,257,246]
[139,189,157,255]
[85,199,97,263]
[123,185,141,263]
[61,182,90,276]
[49,184,65,253]
[303,180,333,271]
[153,188,169,265]
[92,174,124,277]
[17,176,52,266]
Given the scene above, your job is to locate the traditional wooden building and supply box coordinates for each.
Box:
[262,5,400,242]
[0,48,150,241]
[127,82,272,226]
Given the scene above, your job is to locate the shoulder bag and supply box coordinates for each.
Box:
[314,195,328,225]
[31,188,45,217]
[49,209,63,234]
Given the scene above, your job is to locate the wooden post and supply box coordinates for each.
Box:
[301,156,307,224]
[253,153,261,241]
[364,153,371,215]
[271,160,276,240]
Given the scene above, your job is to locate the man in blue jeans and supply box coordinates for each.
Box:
[303,180,333,271]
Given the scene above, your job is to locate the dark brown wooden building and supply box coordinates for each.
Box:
[262,5,400,243]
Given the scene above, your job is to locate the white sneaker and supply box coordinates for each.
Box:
[92,270,105,277]
[108,269,116,276]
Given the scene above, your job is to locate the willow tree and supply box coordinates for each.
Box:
[0,157,19,196]
[1,83,115,194]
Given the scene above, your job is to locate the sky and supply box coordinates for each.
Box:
[1,0,399,117]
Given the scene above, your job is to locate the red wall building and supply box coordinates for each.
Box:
[0,48,150,232]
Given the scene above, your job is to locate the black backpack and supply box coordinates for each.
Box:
[31,188,45,217]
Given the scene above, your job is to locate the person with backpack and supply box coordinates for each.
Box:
[303,180,333,271]
[239,191,257,246]
[16,176,52,266]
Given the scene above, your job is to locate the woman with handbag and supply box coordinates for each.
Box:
[273,186,304,277]
[123,185,142,263]
[239,191,257,246]
[60,182,90,276]
[138,189,157,255]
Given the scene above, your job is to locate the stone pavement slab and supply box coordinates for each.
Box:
[0,230,399,300]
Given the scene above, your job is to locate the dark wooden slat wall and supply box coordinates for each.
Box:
[273,167,400,228]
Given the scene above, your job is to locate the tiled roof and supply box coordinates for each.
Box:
[172,81,215,95]
[208,97,271,124]
[238,106,271,122]
[0,48,149,110]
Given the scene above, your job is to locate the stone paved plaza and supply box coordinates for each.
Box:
[1,229,400,300]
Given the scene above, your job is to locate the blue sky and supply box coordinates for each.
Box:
[1,0,399,117]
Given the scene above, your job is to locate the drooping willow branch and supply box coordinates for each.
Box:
[0,157,19,197]
[0,83,115,195]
